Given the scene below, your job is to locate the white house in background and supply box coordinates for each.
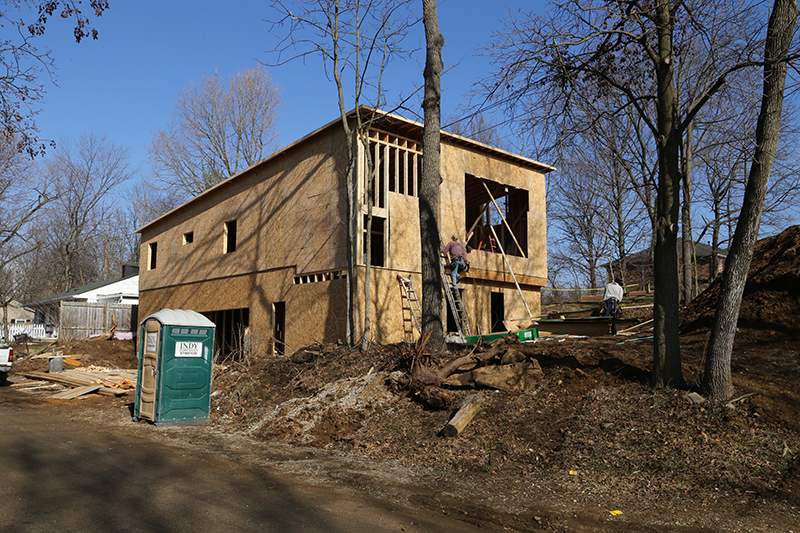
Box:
[84,275,139,305]
[4,299,34,323]
[27,266,140,326]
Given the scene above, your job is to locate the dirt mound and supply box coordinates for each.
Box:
[681,224,800,334]
[12,336,138,373]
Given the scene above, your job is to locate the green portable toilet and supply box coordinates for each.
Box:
[134,309,216,426]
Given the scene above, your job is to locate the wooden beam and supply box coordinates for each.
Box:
[465,203,491,243]
[479,179,527,259]
[439,393,486,437]
[50,384,102,400]
[489,224,534,321]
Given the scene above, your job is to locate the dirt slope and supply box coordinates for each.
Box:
[9,226,800,531]
[682,224,800,334]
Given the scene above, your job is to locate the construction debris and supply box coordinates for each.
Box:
[19,368,136,398]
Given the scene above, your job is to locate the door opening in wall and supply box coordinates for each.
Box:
[491,292,505,332]
[273,301,286,355]
[203,308,249,361]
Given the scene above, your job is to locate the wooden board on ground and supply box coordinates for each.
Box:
[537,317,641,337]
[50,384,102,400]
[19,370,131,396]
[440,393,486,438]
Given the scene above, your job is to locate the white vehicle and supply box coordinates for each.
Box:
[0,346,13,382]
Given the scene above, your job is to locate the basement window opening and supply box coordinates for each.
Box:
[203,308,249,362]
[292,269,347,285]
[465,174,528,258]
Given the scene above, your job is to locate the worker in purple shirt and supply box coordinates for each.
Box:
[441,235,467,290]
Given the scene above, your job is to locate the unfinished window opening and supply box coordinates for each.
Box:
[491,292,505,332]
[273,301,286,356]
[183,231,194,245]
[223,220,237,254]
[363,215,385,267]
[465,174,529,258]
[204,308,249,362]
[366,129,420,205]
[147,242,158,270]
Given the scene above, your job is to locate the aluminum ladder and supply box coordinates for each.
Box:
[397,274,422,340]
[440,258,471,338]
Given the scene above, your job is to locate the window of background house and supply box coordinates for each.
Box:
[224,220,237,254]
[183,231,194,245]
[148,242,158,270]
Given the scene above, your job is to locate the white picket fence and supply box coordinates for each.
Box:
[0,323,57,342]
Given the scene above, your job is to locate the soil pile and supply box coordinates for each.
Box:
[681,224,800,334]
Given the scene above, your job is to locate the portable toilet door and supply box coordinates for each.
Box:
[134,309,216,426]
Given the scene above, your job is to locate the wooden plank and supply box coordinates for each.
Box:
[19,371,128,396]
[50,384,102,400]
[537,318,640,337]
[617,318,654,335]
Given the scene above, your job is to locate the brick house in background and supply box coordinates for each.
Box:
[605,241,727,292]
[136,108,554,357]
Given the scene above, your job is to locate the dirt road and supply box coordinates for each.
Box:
[0,387,499,532]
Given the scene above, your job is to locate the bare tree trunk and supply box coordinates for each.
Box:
[420,0,444,349]
[681,125,694,303]
[651,0,685,389]
[361,130,375,351]
[703,0,797,399]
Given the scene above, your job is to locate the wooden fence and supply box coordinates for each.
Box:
[58,302,138,341]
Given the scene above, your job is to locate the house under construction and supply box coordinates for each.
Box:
[136,108,555,356]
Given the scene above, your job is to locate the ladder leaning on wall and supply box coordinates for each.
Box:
[439,258,471,338]
[397,275,422,341]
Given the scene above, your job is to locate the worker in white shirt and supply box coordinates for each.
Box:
[603,278,624,334]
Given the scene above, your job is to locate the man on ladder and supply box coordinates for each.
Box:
[440,235,468,290]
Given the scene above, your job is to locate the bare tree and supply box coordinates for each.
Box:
[480,0,785,388]
[0,1,108,156]
[148,66,283,199]
[703,0,798,399]
[39,133,133,292]
[269,0,415,349]
[0,136,56,339]
[420,0,445,349]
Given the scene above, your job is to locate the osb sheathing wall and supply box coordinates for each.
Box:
[139,124,352,347]
[351,137,549,344]
[139,109,551,350]
[437,140,547,321]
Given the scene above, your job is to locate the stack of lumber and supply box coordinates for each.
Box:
[19,368,137,399]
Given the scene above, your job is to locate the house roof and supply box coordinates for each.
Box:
[136,106,557,235]
[607,241,728,268]
[26,273,139,307]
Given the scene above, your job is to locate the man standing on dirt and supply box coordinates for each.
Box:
[603,278,624,334]
[440,235,467,290]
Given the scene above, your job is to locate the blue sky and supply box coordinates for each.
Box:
[32,1,539,179]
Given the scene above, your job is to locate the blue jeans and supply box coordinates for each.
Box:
[603,298,620,334]
[450,257,464,288]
